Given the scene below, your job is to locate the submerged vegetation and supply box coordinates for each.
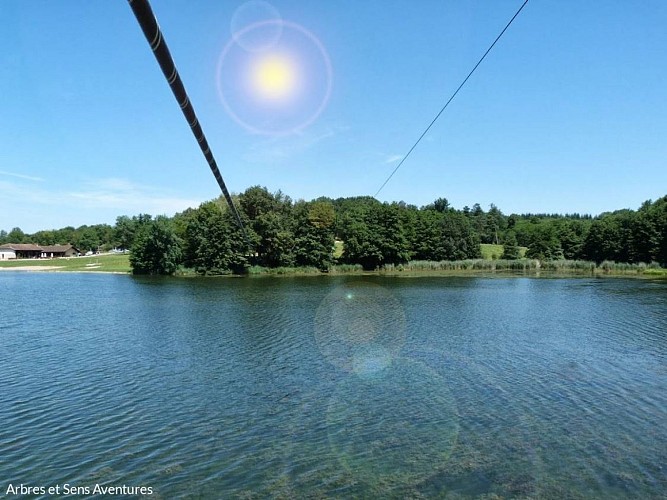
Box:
[1,187,666,276]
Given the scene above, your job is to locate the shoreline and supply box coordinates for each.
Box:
[1,255,665,279]
[2,266,664,279]
[0,265,65,272]
[0,267,130,274]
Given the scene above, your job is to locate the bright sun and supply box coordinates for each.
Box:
[249,53,298,101]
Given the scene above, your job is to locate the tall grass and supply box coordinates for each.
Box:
[643,268,667,276]
[247,265,321,275]
[386,259,663,275]
[4,254,661,277]
[390,259,542,271]
[540,260,596,272]
[329,264,364,273]
[211,260,666,276]
[598,260,663,274]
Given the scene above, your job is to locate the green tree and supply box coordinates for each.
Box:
[469,203,486,241]
[340,212,382,269]
[93,224,115,251]
[54,227,76,247]
[171,207,198,243]
[411,210,443,260]
[74,226,100,253]
[501,231,521,260]
[255,210,295,267]
[554,220,588,260]
[114,214,153,251]
[130,216,183,275]
[628,211,659,263]
[483,204,506,244]
[375,203,410,265]
[332,196,381,236]
[7,227,27,243]
[114,216,137,250]
[239,185,280,221]
[293,201,335,270]
[525,222,563,260]
[32,230,57,245]
[507,214,518,230]
[308,200,336,229]
[184,201,249,274]
[652,196,667,266]
[340,202,410,269]
[440,211,482,260]
[432,197,450,213]
[239,186,295,266]
[582,215,630,263]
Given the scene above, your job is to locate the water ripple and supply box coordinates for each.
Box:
[0,275,665,497]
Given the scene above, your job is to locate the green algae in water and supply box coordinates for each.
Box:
[326,357,459,489]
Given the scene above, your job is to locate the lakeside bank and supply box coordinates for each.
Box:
[2,254,665,278]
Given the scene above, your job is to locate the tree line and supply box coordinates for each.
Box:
[2,187,666,274]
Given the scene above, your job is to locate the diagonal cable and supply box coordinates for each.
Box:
[375,0,529,197]
[127,0,249,245]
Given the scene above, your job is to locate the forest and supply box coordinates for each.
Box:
[2,187,666,275]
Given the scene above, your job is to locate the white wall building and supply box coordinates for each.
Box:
[0,247,17,260]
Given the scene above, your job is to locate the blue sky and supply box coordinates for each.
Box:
[2,0,666,233]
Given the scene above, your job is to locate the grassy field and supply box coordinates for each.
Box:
[480,243,527,259]
[0,253,131,273]
[333,240,344,259]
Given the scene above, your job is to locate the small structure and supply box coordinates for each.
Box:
[0,244,42,259]
[40,245,80,258]
[0,247,16,260]
[0,243,81,259]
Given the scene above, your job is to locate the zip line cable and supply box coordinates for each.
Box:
[127,0,249,247]
[374,0,529,197]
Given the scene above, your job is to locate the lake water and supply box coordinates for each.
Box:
[1,273,665,498]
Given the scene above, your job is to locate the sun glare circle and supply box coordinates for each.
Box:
[230,0,282,52]
[216,19,333,135]
[250,53,298,101]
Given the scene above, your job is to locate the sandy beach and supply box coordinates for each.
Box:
[0,266,63,272]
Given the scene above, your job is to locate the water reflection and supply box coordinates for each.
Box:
[0,273,665,497]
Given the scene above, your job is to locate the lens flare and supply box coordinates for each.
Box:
[249,53,299,101]
[230,0,282,52]
[314,282,406,373]
[216,20,332,135]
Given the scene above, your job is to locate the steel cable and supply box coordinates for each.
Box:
[128,0,249,246]
[374,0,530,197]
